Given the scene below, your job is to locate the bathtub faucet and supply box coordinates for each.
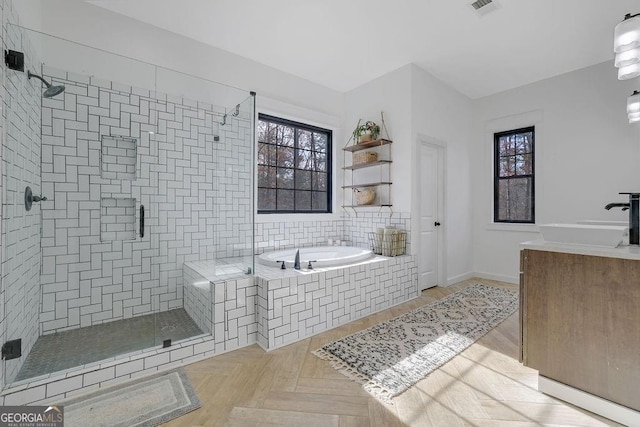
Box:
[294,249,301,270]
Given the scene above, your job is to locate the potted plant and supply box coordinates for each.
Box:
[353,120,380,143]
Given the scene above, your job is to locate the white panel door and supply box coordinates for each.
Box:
[419,143,444,290]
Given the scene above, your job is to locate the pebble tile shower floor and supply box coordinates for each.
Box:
[15,309,203,382]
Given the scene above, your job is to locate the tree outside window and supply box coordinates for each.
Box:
[494,127,534,223]
[257,114,332,213]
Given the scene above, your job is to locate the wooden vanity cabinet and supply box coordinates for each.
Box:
[520,249,640,411]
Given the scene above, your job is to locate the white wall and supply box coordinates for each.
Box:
[343,65,412,212]
[17,0,343,118]
[341,64,475,285]
[410,65,474,284]
[472,61,640,283]
[11,0,41,29]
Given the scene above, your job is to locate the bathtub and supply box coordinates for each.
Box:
[257,246,373,269]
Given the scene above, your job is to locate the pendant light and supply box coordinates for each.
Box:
[615,46,640,68]
[614,13,640,80]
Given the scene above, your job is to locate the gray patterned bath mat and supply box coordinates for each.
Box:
[62,368,201,427]
[313,283,518,402]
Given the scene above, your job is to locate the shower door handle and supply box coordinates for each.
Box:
[140,205,144,238]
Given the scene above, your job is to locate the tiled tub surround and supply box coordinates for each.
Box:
[39,65,253,336]
[183,261,257,353]
[256,254,417,350]
[1,8,44,387]
[184,251,417,353]
[255,211,412,255]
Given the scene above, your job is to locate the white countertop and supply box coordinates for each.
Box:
[521,240,640,260]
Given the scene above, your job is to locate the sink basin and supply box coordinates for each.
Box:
[538,223,627,248]
[576,220,629,245]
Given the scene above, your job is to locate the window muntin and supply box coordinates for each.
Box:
[494,127,534,223]
[257,114,331,213]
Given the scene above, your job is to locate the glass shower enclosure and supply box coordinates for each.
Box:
[0,25,255,387]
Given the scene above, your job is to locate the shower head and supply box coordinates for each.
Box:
[43,84,65,98]
[27,71,65,98]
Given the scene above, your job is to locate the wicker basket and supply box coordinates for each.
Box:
[353,151,378,165]
[354,188,376,205]
[368,231,407,256]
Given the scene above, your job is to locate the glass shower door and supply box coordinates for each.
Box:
[1,24,255,387]
[152,69,255,347]
[2,27,162,384]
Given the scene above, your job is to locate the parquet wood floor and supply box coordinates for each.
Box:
[163,279,620,426]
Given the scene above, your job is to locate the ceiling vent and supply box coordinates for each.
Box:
[469,0,499,16]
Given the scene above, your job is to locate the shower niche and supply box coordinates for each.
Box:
[100,197,137,242]
[99,135,139,242]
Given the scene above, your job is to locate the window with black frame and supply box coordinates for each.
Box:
[494,127,535,223]
[257,114,332,213]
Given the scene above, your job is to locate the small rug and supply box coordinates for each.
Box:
[313,283,518,402]
[61,368,201,427]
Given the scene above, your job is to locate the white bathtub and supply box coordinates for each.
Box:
[257,246,373,269]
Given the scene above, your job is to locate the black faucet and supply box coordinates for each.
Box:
[605,202,630,211]
[294,249,301,270]
[606,193,640,245]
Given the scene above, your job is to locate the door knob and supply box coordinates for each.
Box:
[434,221,441,227]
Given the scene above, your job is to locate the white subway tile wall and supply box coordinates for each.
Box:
[182,266,212,334]
[40,68,165,334]
[100,197,136,242]
[1,1,44,385]
[212,277,257,352]
[255,220,344,253]
[100,135,137,180]
[39,65,253,335]
[255,211,412,255]
[344,211,412,254]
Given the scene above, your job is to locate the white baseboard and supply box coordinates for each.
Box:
[473,271,519,285]
[445,271,519,286]
[539,376,639,426]
[445,272,474,287]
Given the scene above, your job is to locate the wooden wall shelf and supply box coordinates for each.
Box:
[342,204,392,208]
[343,160,392,171]
[342,182,392,189]
[343,139,393,152]
[342,134,393,214]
